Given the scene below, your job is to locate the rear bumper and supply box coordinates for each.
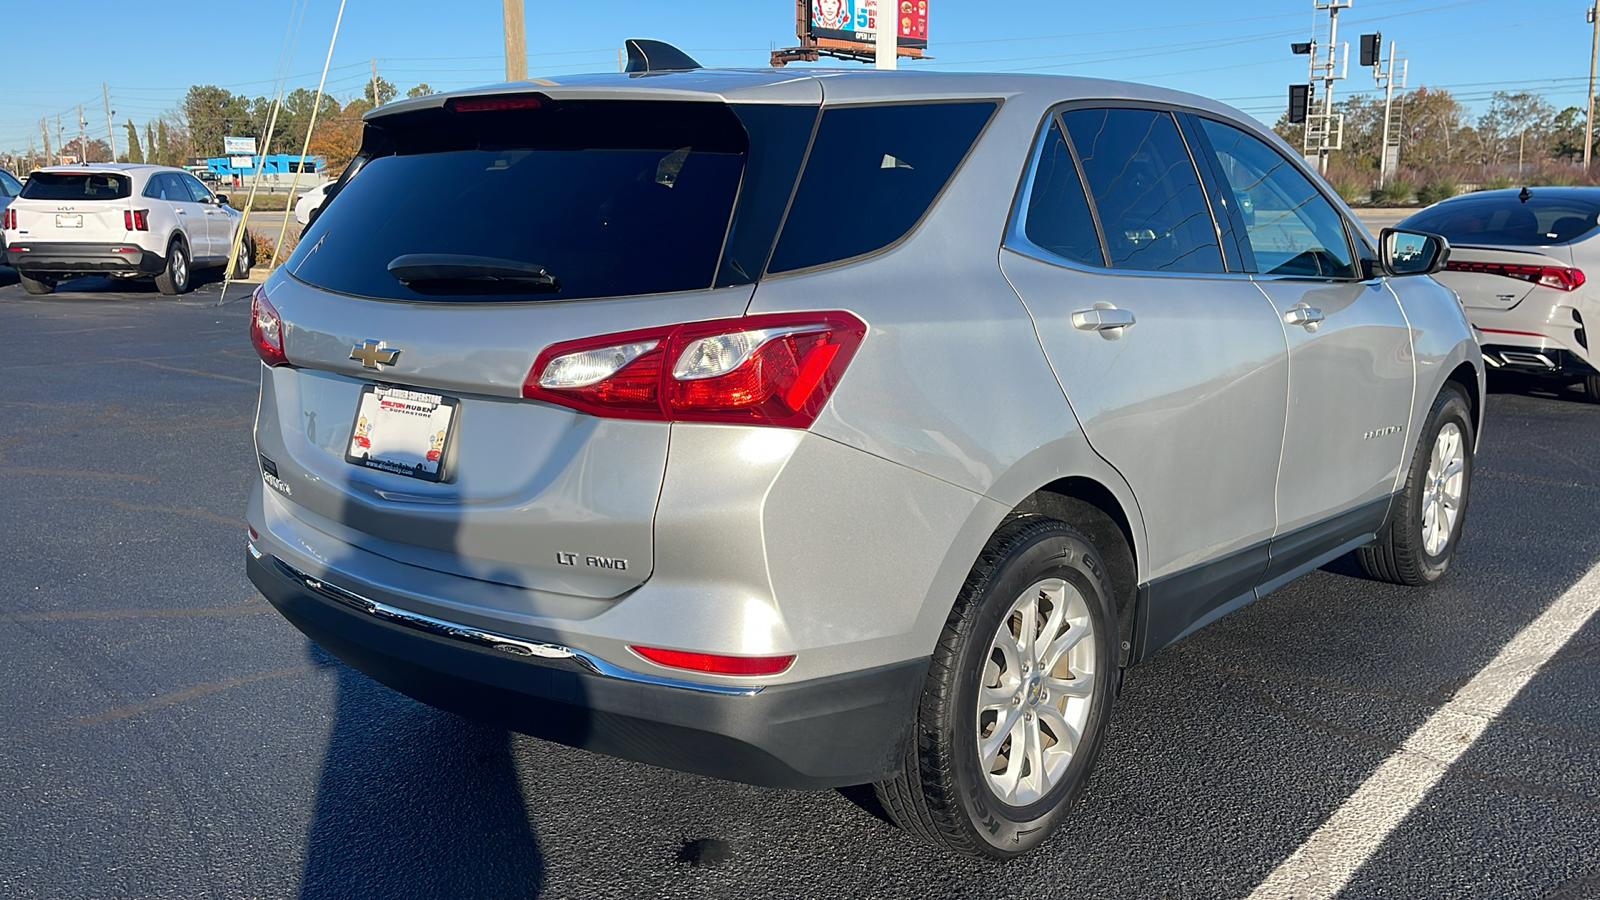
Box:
[4,241,163,276]
[247,548,927,789]
[1481,344,1599,378]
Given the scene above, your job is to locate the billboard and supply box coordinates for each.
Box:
[811,0,928,50]
[223,136,257,155]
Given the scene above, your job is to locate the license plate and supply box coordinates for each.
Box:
[344,385,459,482]
[55,214,82,228]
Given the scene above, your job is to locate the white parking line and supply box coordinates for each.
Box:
[1247,562,1600,900]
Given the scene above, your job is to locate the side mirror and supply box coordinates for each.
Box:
[215,194,230,207]
[1380,227,1449,276]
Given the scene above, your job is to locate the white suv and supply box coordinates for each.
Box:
[0,163,253,295]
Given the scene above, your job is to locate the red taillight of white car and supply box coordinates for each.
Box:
[523,311,868,428]
[123,209,149,231]
[1,208,15,229]
[250,286,288,367]
[1446,260,1586,292]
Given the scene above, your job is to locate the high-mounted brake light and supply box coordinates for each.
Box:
[629,645,796,677]
[522,311,867,428]
[1446,260,1585,292]
[250,286,288,367]
[123,209,149,231]
[445,94,548,113]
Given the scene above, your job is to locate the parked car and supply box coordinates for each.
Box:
[0,168,22,273]
[244,56,1482,859]
[0,163,253,295]
[294,182,329,226]
[1400,187,1600,399]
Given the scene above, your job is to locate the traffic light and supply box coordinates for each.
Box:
[1360,33,1382,68]
[1290,42,1313,55]
[1289,84,1312,124]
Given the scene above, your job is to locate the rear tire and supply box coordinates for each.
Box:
[1357,384,1474,585]
[1584,374,1600,403]
[231,233,254,279]
[874,516,1119,859]
[18,272,55,295]
[155,239,191,296]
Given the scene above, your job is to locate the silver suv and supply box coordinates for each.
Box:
[244,60,1482,859]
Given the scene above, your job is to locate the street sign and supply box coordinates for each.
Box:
[229,156,254,170]
[223,136,257,155]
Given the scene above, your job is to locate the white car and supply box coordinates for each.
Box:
[0,163,253,295]
[294,182,330,226]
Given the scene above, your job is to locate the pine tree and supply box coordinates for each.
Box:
[156,120,170,166]
[124,120,143,163]
[145,122,156,165]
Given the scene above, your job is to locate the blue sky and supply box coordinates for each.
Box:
[2,0,1590,154]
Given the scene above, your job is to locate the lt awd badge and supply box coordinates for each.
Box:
[350,339,401,370]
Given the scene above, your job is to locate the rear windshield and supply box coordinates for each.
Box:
[287,100,757,302]
[20,172,132,201]
[1401,195,1600,246]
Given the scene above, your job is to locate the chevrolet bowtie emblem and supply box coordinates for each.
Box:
[350,340,401,370]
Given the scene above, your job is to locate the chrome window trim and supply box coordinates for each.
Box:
[265,553,763,696]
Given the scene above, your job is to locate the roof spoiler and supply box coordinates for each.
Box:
[624,39,702,74]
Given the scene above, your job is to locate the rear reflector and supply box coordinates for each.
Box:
[250,286,288,367]
[629,646,796,676]
[523,311,867,428]
[1446,260,1585,292]
[446,94,548,113]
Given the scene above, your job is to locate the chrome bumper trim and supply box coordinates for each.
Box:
[268,555,762,696]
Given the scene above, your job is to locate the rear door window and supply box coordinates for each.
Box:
[1019,117,1106,268]
[287,100,753,302]
[1061,108,1225,274]
[143,174,186,202]
[20,172,132,201]
[1402,195,1600,246]
[1196,117,1357,279]
[766,101,997,274]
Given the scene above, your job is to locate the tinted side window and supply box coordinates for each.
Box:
[180,173,213,203]
[714,104,819,288]
[0,171,18,197]
[1062,108,1224,274]
[1198,118,1356,279]
[767,102,997,274]
[143,174,183,202]
[1021,118,1105,267]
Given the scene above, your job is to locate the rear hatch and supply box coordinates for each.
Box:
[257,88,818,600]
[9,171,134,244]
[1401,192,1595,310]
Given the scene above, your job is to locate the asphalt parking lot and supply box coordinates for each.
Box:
[2,274,1598,899]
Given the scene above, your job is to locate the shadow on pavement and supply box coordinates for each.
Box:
[299,644,544,900]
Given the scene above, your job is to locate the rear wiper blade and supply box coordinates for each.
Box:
[387,254,560,290]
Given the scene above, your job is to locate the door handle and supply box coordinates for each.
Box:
[1284,303,1325,329]
[175,209,187,216]
[1072,303,1137,338]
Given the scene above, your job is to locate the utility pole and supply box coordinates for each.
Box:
[1302,0,1351,175]
[1586,2,1598,172]
[502,0,527,82]
[57,115,64,164]
[78,105,86,164]
[102,84,117,163]
[876,2,898,70]
[40,118,51,165]
[1373,40,1407,188]
[370,59,378,106]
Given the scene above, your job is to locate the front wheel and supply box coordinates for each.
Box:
[874,516,1118,859]
[1357,384,1474,585]
[18,272,55,295]
[155,239,191,295]
[1584,374,1600,404]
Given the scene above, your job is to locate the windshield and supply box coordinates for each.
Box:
[286,100,756,302]
[1401,195,1600,247]
[20,172,132,201]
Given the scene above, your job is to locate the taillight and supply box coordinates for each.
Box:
[1446,260,1585,292]
[1,208,15,229]
[629,645,796,676]
[523,311,867,427]
[123,209,149,231]
[250,286,288,367]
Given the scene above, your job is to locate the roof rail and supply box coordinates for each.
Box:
[623,39,702,74]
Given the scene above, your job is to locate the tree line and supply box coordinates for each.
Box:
[1,78,432,176]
